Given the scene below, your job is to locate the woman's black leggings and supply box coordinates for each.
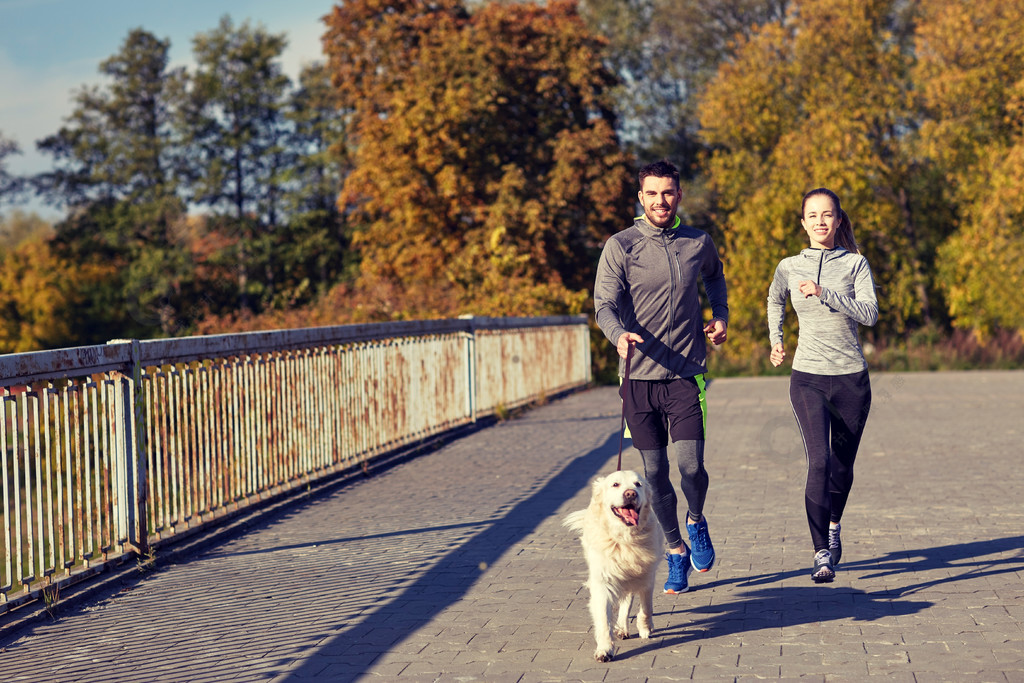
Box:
[789,369,871,552]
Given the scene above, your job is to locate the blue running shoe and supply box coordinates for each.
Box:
[663,552,692,594]
[687,517,716,572]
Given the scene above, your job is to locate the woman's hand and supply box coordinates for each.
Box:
[797,280,822,298]
[770,342,786,367]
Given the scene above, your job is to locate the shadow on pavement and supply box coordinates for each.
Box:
[283,430,617,681]
[844,534,1024,597]
[735,534,1024,597]
[596,535,1024,663]
[625,585,932,661]
[608,533,1024,661]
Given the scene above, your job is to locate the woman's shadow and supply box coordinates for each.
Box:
[736,534,1024,597]
[624,534,1023,656]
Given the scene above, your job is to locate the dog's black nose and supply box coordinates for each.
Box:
[623,489,638,502]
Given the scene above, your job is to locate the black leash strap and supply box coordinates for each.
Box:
[616,343,634,472]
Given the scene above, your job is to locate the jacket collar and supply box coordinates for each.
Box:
[633,214,681,237]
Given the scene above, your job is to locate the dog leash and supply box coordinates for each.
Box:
[616,343,634,472]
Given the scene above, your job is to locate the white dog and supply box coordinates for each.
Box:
[564,469,664,662]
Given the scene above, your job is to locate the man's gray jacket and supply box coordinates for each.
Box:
[594,216,729,380]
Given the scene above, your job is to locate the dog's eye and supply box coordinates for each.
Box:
[634,481,642,487]
[611,482,620,487]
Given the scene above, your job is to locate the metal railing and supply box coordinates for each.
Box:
[0,315,591,611]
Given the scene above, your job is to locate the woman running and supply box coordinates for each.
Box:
[767,187,878,582]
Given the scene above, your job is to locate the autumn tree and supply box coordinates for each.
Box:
[0,227,114,353]
[914,0,1024,338]
[578,0,792,242]
[323,0,632,322]
[0,210,52,250]
[697,0,943,367]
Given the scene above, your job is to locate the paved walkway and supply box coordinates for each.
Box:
[1,371,1022,682]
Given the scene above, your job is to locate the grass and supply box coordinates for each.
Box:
[136,547,157,573]
[41,583,60,620]
[867,326,1024,373]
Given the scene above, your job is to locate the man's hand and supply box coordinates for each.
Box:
[703,318,728,345]
[769,342,786,367]
[616,332,643,359]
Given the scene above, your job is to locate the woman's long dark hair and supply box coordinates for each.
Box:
[802,187,859,254]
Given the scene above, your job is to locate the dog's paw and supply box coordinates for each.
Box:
[594,648,614,662]
[638,627,652,639]
[614,627,631,640]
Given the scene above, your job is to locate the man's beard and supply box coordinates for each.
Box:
[646,208,676,228]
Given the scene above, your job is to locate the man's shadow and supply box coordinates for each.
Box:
[650,584,930,645]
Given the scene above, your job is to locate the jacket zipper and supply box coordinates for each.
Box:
[661,233,677,344]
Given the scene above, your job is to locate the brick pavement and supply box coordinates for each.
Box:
[0,370,1022,682]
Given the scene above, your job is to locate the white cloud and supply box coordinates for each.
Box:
[0,49,90,162]
[0,48,94,218]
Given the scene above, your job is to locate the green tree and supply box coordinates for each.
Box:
[272,62,354,308]
[34,28,193,341]
[698,0,937,366]
[0,132,24,206]
[36,29,184,211]
[579,0,789,169]
[914,0,1024,337]
[323,0,632,322]
[178,16,292,313]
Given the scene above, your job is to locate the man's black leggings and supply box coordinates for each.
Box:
[789,369,871,552]
[638,441,707,549]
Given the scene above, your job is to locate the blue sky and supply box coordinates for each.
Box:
[0,0,337,219]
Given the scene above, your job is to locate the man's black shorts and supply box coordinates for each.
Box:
[620,376,707,449]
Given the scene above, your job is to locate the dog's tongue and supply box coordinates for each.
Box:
[616,506,639,526]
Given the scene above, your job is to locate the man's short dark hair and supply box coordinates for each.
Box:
[638,160,680,189]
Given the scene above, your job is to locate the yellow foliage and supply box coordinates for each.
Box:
[916,0,1024,337]
[0,237,115,353]
[699,0,925,361]
[937,140,1024,336]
